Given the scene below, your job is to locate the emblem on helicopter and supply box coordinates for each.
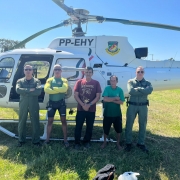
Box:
[105,41,120,56]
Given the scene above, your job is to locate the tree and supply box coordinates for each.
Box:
[0,39,25,52]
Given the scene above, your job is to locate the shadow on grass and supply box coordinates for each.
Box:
[0,123,180,180]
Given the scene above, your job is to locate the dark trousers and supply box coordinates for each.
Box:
[74,111,95,144]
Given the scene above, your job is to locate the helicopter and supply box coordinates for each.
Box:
[0,0,180,111]
[0,0,180,141]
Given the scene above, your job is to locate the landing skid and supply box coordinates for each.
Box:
[0,117,117,143]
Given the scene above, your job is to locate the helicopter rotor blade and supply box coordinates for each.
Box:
[52,0,74,14]
[104,18,180,31]
[11,20,70,50]
[52,1,98,22]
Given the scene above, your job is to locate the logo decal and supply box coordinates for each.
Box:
[105,41,120,56]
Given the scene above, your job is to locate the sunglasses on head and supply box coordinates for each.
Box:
[54,69,61,71]
[24,69,32,71]
[137,71,144,74]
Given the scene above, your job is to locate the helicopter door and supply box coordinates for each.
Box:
[9,54,53,108]
[113,72,132,97]
[0,55,21,107]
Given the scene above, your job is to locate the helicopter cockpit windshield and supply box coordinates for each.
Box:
[0,57,14,82]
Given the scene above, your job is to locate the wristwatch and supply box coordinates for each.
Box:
[89,102,92,106]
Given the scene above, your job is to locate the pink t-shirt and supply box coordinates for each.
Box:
[74,79,102,112]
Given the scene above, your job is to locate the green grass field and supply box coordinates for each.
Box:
[0,90,180,180]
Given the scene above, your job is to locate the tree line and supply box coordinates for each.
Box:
[0,39,25,52]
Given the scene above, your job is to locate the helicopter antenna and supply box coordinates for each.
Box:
[173,51,178,60]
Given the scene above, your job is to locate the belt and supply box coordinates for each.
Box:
[128,101,148,106]
[49,99,64,103]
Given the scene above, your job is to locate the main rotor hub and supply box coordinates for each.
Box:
[73,9,89,15]
[69,9,90,37]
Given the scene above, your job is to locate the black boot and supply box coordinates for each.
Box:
[137,144,149,153]
[124,143,132,152]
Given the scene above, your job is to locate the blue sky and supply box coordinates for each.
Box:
[0,0,180,60]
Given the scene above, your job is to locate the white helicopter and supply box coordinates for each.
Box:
[0,0,180,140]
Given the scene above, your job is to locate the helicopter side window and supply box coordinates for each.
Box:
[0,85,7,98]
[0,57,14,82]
[24,61,50,79]
[56,58,86,81]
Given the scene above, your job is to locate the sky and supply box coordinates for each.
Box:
[0,0,180,60]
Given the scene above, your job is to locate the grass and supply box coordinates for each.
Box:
[0,90,180,180]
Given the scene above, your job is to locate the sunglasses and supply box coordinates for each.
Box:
[137,71,144,74]
[24,69,32,71]
[54,69,62,71]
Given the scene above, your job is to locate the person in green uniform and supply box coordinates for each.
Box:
[125,66,153,153]
[101,75,125,150]
[16,65,42,147]
[44,64,69,147]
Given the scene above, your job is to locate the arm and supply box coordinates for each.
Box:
[86,81,101,110]
[113,100,124,105]
[44,79,61,94]
[113,88,125,105]
[103,96,119,102]
[52,79,68,93]
[89,81,101,105]
[89,93,101,105]
[74,91,84,107]
[86,81,102,109]
[137,82,153,95]
[102,86,119,102]
[104,96,124,105]
[73,80,84,106]
[127,81,143,96]
[84,93,101,111]
[16,80,30,95]
[29,80,42,96]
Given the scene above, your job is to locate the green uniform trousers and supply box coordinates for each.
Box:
[125,105,148,145]
[18,98,40,143]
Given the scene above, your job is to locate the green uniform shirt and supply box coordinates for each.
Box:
[49,78,65,101]
[103,86,125,117]
[127,78,153,103]
[16,77,42,100]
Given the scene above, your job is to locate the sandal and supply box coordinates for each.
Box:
[116,144,122,151]
[43,141,50,145]
[64,141,70,148]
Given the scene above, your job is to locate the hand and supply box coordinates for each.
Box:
[30,88,35,91]
[115,97,120,101]
[82,104,90,111]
